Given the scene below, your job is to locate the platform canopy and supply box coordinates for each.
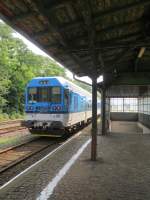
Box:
[0,0,150,80]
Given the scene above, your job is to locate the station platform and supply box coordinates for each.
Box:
[1,122,150,200]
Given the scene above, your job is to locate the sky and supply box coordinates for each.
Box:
[1,19,103,84]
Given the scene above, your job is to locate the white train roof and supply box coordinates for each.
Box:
[32,76,92,98]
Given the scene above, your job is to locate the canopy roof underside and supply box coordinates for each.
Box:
[0,0,150,77]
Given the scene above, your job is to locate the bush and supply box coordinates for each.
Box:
[10,112,24,120]
[0,112,24,121]
[0,113,9,121]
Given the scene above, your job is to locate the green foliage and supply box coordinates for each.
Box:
[0,21,65,119]
[0,22,95,121]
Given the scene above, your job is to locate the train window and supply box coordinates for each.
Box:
[51,87,61,103]
[28,88,38,103]
[38,87,49,102]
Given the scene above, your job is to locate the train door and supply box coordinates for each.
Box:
[64,89,69,111]
[64,89,72,125]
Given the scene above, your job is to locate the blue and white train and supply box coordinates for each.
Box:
[24,77,100,136]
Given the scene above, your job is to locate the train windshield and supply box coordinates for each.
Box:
[28,87,37,103]
[28,87,61,103]
[51,87,61,103]
[38,87,50,102]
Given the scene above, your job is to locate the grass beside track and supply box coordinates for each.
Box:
[0,130,36,151]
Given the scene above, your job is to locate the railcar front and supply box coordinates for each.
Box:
[24,77,70,136]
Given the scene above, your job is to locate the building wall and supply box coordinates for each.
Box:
[110,112,138,121]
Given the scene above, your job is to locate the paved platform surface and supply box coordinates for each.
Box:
[110,121,142,133]
[1,122,150,200]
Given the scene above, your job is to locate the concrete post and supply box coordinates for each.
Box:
[91,77,97,161]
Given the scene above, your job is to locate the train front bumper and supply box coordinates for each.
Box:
[23,120,64,129]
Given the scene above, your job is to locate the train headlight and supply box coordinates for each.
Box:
[52,105,61,111]
[57,106,61,111]
[27,106,33,110]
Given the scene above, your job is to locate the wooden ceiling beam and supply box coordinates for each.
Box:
[101,48,134,74]
[32,19,141,41]
[66,31,141,47]
[11,12,33,23]
[31,15,142,41]
[60,16,141,33]
[94,0,150,23]
[10,1,147,48]
[76,0,105,76]
[49,0,150,32]
[33,0,87,75]
[11,1,146,39]
[40,32,149,53]
[43,0,69,9]
[46,40,149,54]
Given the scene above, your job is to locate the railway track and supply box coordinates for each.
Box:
[0,119,26,135]
[0,138,58,173]
[0,119,23,126]
[0,123,91,187]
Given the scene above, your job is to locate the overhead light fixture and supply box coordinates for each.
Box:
[97,75,103,83]
[138,47,146,58]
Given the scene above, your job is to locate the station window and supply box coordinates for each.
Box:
[110,98,123,112]
[139,97,150,115]
[110,98,138,112]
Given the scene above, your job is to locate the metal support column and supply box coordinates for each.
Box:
[101,86,106,135]
[91,77,97,161]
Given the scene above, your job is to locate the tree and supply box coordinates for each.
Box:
[0,21,66,117]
